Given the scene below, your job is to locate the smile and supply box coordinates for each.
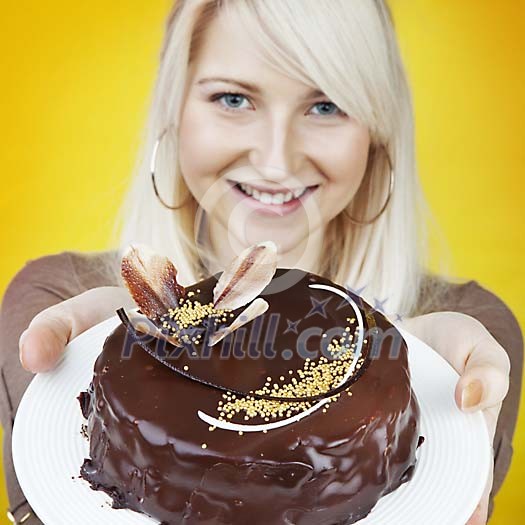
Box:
[228,180,319,213]
[238,182,308,204]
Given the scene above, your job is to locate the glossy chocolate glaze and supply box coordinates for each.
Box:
[79,269,421,525]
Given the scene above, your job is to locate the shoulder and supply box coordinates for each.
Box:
[66,249,122,291]
[448,279,521,342]
[418,273,523,354]
[1,249,121,308]
[3,251,78,304]
[419,273,519,322]
[460,281,523,361]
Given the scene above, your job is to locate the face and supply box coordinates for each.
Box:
[178,10,371,263]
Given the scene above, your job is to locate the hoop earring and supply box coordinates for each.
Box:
[343,143,395,225]
[150,126,192,210]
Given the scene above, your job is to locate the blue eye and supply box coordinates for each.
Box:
[311,101,345,117]
[211,92,252,112]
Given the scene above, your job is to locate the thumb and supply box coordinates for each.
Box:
[456,364,509,414]
[19,308,71,373]
[19,286,134,373]
[455,327,510,415]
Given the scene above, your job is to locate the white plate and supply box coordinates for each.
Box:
[13,316,491,525]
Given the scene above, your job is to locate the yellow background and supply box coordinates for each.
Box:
[1,0,523,522]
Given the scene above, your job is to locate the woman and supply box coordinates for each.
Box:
[0,1,521,524]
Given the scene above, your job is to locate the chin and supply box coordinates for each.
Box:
[233,223,310,258]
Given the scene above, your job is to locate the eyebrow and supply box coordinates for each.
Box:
[196,77,325,98]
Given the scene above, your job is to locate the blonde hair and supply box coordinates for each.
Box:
[113,0,451,317]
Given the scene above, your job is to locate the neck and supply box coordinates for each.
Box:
[204,217,324,276]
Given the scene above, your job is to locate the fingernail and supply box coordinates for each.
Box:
[461,379,483,410]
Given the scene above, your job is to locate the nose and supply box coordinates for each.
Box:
[248,117,302,182]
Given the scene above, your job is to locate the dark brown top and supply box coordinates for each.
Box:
[0,250,522,523]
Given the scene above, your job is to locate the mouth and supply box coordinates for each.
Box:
[227,180,320,215]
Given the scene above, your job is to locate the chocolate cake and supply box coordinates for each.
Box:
[78,242,422,524]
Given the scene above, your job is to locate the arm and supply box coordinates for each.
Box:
[402,280,522,523]
[446,281,523,518]
[0,253,83,524]
[0,251,134,523]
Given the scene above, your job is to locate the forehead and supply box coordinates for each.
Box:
[191,10,263,70]
[188,9,320,97]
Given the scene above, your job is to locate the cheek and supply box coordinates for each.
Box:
[319,128,370,209]
[177,102,233,196]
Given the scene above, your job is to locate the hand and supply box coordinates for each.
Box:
[401,311,510,525]
[19,286,135,373]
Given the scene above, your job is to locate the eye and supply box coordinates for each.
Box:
[209,92,253,112]
[309,101,347,118]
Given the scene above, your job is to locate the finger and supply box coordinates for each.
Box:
[466,460,493,525]
[456,362,509,413]
[481,404,502,444]
[459,328,511,378]
[19,286,134,373]
[19,307,70,373]
[466,495,489,525]
[450,317,510,413]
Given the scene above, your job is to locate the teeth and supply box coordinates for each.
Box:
[237,183,309,204]
[272,193,284,205]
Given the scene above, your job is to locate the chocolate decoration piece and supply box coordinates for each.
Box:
[79,268,422,525]
[126,308,183,348]
[213,241,278,310]
[121,244,186,320]
[208,297,270,347]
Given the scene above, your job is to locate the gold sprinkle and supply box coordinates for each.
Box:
[215,325,357,422]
